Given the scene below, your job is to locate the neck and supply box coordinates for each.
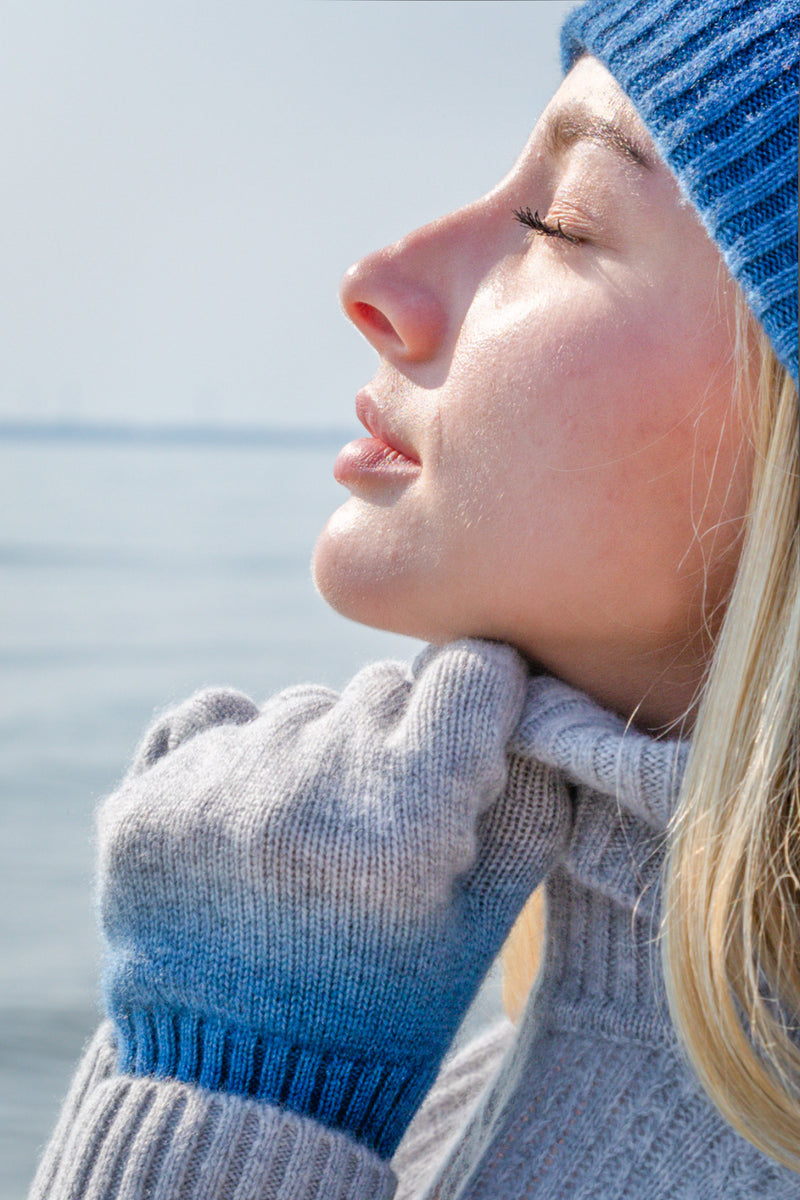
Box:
[524,635,710,736]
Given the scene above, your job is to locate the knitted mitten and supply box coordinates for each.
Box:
[98,639,571,1157]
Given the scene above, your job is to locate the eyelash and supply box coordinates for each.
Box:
[512,206,581,244]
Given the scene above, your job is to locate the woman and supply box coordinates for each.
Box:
[29,0,798,1196]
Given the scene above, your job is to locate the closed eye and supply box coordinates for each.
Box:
[512,206,581,244]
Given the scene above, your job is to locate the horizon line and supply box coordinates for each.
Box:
[0,417,352,449]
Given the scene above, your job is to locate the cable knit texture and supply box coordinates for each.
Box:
[29,656,798,1198]
[562,0,799,384]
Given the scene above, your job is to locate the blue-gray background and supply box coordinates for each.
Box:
[1,3,576,1194]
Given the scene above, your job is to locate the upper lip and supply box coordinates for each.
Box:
[355,390,420,464]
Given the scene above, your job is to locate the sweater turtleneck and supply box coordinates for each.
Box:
[511,674,688,1048]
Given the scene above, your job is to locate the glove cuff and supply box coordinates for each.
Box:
[114,1007,437,1157]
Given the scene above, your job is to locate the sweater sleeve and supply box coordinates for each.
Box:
[29,1019,514,1200]
[27,1024,396,1200]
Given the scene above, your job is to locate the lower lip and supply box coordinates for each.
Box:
[333,437,421,486]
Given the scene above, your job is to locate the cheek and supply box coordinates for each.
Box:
[556,312,746,611]
[548,284,732,484]
[440,289,745,633]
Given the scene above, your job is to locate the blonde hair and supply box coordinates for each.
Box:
[503,304,800,1169]
[663,311,799,1171]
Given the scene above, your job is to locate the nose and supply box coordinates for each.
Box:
[339,178,517,367]
[339,152,533,369]
[339,235,450,365]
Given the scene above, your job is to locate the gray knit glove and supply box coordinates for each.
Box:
[99,639,571,1157]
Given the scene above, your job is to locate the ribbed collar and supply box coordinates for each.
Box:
[510,675,690,831]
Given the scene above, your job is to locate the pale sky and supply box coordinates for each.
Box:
[0,0,578,428]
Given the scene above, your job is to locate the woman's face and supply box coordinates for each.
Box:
[313,56,753,729]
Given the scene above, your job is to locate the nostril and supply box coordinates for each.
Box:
[341,269,446,363]
[352,301,398,341]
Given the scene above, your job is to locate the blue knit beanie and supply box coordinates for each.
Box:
[561,0,799,386]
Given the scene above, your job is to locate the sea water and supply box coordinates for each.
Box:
[0,435,502,1197]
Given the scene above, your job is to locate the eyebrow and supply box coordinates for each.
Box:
[541,103,656,172]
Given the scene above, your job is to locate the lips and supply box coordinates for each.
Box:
[332,390,421,488]
[354,390,420,466]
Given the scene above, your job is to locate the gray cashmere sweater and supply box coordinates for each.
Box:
[28,671,798,1199]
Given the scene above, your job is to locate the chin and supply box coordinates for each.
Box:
[311,515,454,644]
[313,525,416,637]
[312,534,515,660]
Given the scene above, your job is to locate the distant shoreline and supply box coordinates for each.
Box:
[0,419,351,449]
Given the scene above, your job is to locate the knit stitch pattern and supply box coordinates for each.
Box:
[97,641,571,1158]
[562,0,799,384]
[424,1029,796,1199]
[419,676,796,1199]
[28,1024,396,1200]
[30,661,798,1198]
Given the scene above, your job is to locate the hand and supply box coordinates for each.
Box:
[98,640,571,1157]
